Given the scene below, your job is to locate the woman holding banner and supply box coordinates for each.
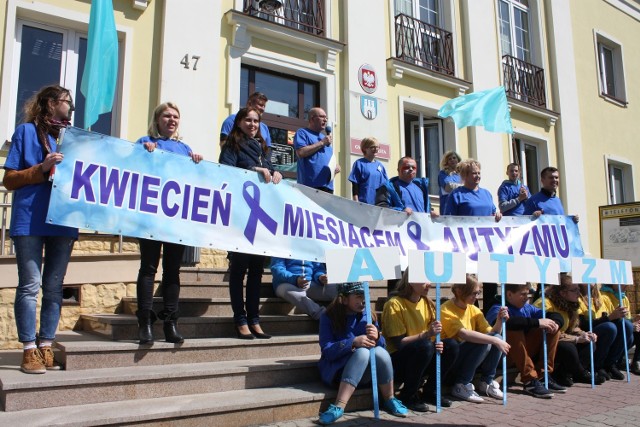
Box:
[3,85,77,373]
[318,282,408,425]
[381,268,459,411]
[135,102,203,345]
[443,159,502,222]
[219,107,282,339]
[441,275,509,402]
[578,284,629,381]
[535,275,606,386]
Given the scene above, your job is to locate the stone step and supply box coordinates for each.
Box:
[0,351,321,411]
[0,383,373,426]
[80,314,321,341]
[121,297,298,317]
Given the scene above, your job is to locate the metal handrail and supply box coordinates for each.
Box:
[394,13,455,76]
[242,0,326,36]
[502,55,546,107]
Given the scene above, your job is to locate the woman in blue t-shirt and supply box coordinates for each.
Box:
[134,102,203,345]
[443,159,502,222]
[3,85,78,374]
[437,151,462,214]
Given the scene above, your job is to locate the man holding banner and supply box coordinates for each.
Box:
[486,284,567,398]
[524,167,578,223]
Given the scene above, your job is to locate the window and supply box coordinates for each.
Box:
[512,137,542,194]
[498,0,530,62]
[395,0,441,26]
[240,65,320,176]
[607,159,634,204]
[13,20,120,135]
[403,111,443,196]
[596,34,627,104]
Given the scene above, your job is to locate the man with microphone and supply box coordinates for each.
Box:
[497,163,530,216]
[294,107,340,193]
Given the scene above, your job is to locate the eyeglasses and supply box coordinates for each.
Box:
[58,99,74,107]
[471,291,482,297]
[367,146,380,150]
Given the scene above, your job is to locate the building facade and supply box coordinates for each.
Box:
[0,0,638,344]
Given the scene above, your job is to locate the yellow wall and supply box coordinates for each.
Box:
[570,0,640,254]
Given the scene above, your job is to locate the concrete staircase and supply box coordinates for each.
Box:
[0,268,388,426]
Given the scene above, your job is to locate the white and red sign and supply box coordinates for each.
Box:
[358,64,377,94]
[350,138,390,160]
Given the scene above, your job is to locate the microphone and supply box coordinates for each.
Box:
[325,125,332,135]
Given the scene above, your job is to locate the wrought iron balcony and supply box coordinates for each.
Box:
[502,55,546,107]
[243,0,325,36]
[394,13,454,76]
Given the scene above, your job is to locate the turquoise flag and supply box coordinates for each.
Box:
[81,0,118,129]
[438,86,513,134]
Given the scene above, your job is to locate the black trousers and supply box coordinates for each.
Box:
[136,238,185,312]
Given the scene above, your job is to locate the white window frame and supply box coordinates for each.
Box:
[510,130,550,194]
[604,155,635,205]
[498,0,532,62]
[0,0,132,141]
[594,31,628,106]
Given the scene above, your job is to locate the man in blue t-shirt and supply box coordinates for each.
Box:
[219,92,272,147]
[294,107,340,193]
[375,156,438,218]
[498,163,530,216]
[523,167,579,223]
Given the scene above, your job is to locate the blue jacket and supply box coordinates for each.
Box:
[318,309,386,385]
[270,257,326,292]
[375,176,431,212]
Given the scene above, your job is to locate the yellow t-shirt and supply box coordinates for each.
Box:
[381,296,436,354]
[578,296,615,318]
[440,299,491,342]
[533,298,571,332]
[600,288,632,319]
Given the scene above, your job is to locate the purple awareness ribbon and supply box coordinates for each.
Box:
[406,221,431,250]
[242,181,278,244]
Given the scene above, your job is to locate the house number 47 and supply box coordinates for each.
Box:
[180,54,201,70]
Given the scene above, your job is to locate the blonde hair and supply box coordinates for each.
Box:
[440,151,462,171]
[457,159,481,179]
[360,137,379,153]
[148,102,181,140]
[451,274,481,300]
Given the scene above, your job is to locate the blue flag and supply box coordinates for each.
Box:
[81,0,118,129]
[438,86,513,134]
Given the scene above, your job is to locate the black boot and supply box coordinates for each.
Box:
[136,309,156,344]
[158,310,184,343]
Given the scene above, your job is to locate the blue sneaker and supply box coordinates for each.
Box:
[318,404,344,425]
[383,397,408,417]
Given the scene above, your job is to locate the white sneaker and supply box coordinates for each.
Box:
[477,380,503,399]
[451,382,484,403]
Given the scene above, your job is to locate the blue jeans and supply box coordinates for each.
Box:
[452,333,504,384]
[600,319,634,368]
[341,347,393,388]
[13,235,75,343]
[593,321,617,369]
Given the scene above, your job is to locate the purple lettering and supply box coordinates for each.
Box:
[325,217,340,244]
[181,184,191,220]
[140,176,160,214]
[161,180,181,217]
[312,213,327,241]
[191,187,210,223]
[385,231,405,256]
[443,227,461,252]
[493,227,514,255]
[70,161,98,202]
[372,229,385,247]
[210,191,231,226]
[128,173,139,210]
[359,227,373,248]
[283,204,304,237]
[532,224,555,257]
[552,225,570,258]
[99,166,130,207]
[476,227,495,252]
[348,224,362,248]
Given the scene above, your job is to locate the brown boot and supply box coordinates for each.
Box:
[21,348,46,374]
[39,346,63,370]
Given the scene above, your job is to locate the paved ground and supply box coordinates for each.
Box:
[260,373,640,427]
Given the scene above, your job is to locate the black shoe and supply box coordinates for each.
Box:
[523,379,554,399]
[552,372,573,388]
[158,310,184,343]
[607,365,625,381]
[631,361,640,376]
[249,325,272,339]
[546,376,568,393]
[401,396,429,413]
[597,368,611,381]
[136,309,156,344]
[236,326,255,340]
[424,392,453,408]
[574,370,604,385]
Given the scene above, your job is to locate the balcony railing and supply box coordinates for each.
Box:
[394,14,455,76]
[502,55,546,107]
[243,0,325,36]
